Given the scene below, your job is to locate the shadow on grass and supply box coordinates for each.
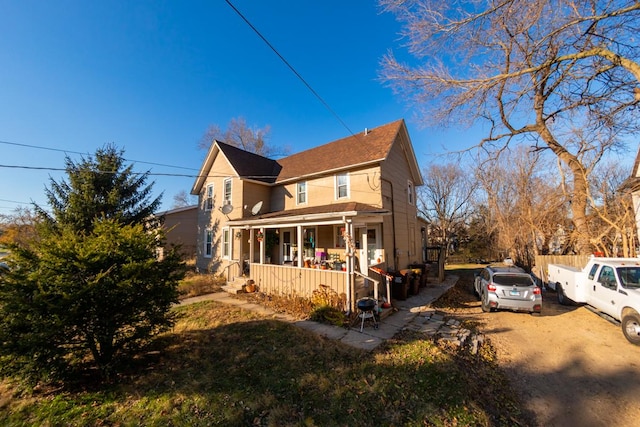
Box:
[2,300,534,426]
[122,311,533,426]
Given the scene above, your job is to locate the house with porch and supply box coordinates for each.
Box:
[190,119,425,311]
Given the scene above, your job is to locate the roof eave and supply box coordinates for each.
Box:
[226,209,391,227]
[275,159,383,185]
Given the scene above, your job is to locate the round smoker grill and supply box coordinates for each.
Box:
[356,298,378,332]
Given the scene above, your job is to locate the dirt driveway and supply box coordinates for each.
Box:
[441,268,640,427]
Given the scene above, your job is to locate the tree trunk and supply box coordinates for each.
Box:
[537,124,591,254]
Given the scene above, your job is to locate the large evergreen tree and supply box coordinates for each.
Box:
[37,144,162,233]
[0,145,184,382]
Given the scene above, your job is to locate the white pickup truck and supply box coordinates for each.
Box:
[547,257,640,345]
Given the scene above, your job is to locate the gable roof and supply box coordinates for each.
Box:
[191,118,422,195]
[191,140,282,195]
[275,119,407,183]
[217,141,282,183]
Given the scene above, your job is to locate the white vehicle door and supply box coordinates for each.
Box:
[589,265,623,317]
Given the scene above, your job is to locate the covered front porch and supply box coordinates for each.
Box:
[224,206,392,312]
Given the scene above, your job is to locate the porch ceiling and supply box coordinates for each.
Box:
[226,202,390,227]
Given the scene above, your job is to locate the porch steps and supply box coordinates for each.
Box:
[222,277,250,295]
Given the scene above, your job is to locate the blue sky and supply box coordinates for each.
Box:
[0,1,479,216]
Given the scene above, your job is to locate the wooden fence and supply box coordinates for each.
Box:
[533,255,593,284]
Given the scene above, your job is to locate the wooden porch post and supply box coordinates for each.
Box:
[346,219,355,312]
[259,227,265,264]
[248,228,255,264]
[296,225,303,268]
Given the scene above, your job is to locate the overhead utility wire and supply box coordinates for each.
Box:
[224,0,355,137]
[0,140,199,171]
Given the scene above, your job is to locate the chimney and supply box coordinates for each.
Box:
[364,127,368,135]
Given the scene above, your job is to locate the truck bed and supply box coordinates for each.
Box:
[547,263,585,302]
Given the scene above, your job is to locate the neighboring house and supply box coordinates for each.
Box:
[190,119,425,310]
[157,205,198,262]
[626,147,640,245]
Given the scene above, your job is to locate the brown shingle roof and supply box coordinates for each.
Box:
[275,119,404,182]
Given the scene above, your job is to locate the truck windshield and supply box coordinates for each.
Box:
[617,267,640,288]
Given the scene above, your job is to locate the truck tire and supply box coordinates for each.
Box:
[622,312,640,345]
[557,283,569,306]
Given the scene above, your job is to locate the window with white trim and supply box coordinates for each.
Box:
[223,178,232,205]
[205,184,214,210]
[204,229,213,257]
[335,173,349,199]
[297,181,307,205]
[222,228,230,258]
[407,180,414,205]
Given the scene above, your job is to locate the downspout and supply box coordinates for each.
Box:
[381,177,398,270]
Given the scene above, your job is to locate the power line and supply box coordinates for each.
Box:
[0,163,378,181]
[0,140,199,171]
[224,0,355,137]
[0,198,30,205]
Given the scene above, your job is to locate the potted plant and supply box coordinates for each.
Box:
[244,279,256,293]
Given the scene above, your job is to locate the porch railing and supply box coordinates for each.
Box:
[250,263,348,300]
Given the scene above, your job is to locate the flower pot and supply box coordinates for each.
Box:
[245,280,256,293]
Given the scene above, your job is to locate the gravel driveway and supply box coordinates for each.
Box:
[442,269,640,427]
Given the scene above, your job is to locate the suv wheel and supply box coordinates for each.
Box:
[481,292,492,313]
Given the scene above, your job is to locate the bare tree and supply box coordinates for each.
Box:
[171,190,196,209]
[475,147,569,267]
[0,206,40,249]
[380,0,640,254]
[586,161,637,257]
[198,117,288,158]
[418,162,477,254]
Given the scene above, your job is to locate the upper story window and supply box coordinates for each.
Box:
[223,178,232,205]
[407,180,414,205]
[205,184,214,210]
[335,173,349,199]
[297,181,307,205]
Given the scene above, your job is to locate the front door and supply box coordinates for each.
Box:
[358,226,382,271]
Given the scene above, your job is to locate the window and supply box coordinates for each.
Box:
[335,173,349,199]
[335,226,346,248]
[204,229,213,257]
[222,228,230,258]
[407,180,414,205]
[223,178,232,205]
[205,184,214,210]
[297,181,307,205]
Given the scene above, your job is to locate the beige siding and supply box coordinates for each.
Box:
[162,207,197,261]
[273,165,383,211]
[195,158,274,272]
[379,133,422,270]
